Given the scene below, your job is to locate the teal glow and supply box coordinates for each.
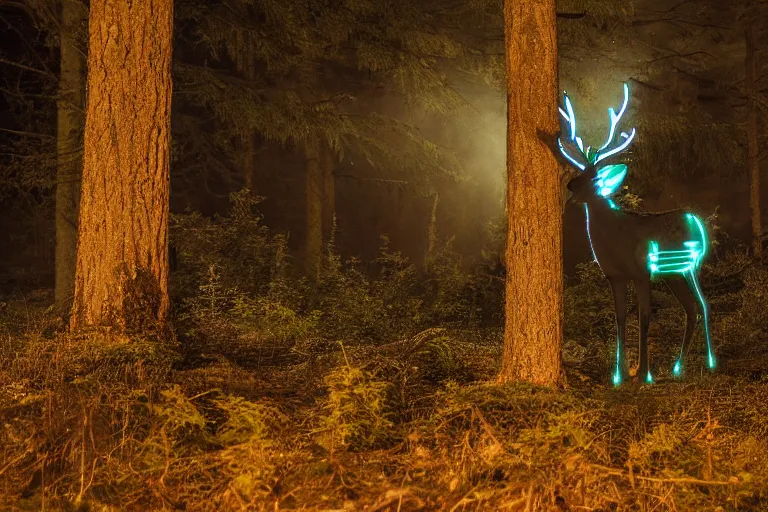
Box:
[687,213,708,259]
[561,84,717,384]
[558,139,586,171]
[647,240,701,277]
[564,94,585,152]
[647,213,716,373]
[558,93,587,170]
[583,205,600,266]
[599,82,631,151]
[686,270,716,370]
[595,164,628,197]
[564,94,576,140]
[595,128,637,163]
[586,146,598,164]
[557,85,635,208]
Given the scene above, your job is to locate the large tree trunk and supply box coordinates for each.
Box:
[305,139,335,280]
[70,0,173,333]
[55,0,87,314]
[746,25,762,258]
[499,0,563,386]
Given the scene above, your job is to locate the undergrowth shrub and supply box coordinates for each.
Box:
[370,237,424,334]
[0,330,299,510]
[170,192,291,300]
[314,246,387,342]
[315,351,394,453]
[1,220,768,510]
[423,239,476,326]
[170,193,505,361]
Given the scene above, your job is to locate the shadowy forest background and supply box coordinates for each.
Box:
[1,0,768,510]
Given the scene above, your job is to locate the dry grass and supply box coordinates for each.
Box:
[1,284,767,511]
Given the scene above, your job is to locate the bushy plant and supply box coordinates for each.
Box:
[169,190,293,301]
[315,351,394,453]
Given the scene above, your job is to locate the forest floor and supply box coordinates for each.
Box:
[1,288,768,511]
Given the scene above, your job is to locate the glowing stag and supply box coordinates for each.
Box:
[554,83,715,386]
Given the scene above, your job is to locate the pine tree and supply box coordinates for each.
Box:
[625,0,767,251]
[0,0,86,309]
[55,0,86,313]
[172,0,469,276]
[498,0,563,387]
[69,0,174,333]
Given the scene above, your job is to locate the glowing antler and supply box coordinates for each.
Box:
[557,92,587,171]
[595,83,636,163]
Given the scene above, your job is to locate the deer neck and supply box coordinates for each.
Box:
[584,196,621,219]
[582,197,624,268]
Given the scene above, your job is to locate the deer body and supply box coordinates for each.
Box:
[554,83,715,385]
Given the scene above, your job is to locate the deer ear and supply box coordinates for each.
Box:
[595,164,627,197]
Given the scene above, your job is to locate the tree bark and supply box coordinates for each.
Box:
[745,25,762,258]
[321,139,336,243]
[305,139,335,280]
[55,0,86,314]
[499,0,563,386]
[238,136,256,190]
[425,192,438,265]
[236,51,257,191]
[69,0,173,333]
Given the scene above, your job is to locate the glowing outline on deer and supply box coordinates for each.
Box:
[648,214,716,373]
[558,83,716,385]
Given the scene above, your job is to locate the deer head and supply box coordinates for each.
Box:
[557,83,637,208]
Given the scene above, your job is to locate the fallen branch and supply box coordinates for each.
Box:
[590,463,737,487]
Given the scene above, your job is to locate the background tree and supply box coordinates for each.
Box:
[55,0,86,312]
[0,2,60,290]
[0,0,86,311]
[498,0,563,386]
[590,0,767,252]
[69,0,174,333]
[171,0,468,278]
[745,18,764,256]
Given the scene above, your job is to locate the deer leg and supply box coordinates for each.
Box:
[635,278,653,384]
[684,270,716,371]
[664,277,699,377]
[607,277,629,386]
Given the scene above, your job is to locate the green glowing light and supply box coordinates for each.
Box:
[686,270,716,370]
[647,213,716,374]
[647,235,703,277]
[612,340,622,386]
[595,164,628,197]
[560,84,717,384]
[687,213,708,260]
